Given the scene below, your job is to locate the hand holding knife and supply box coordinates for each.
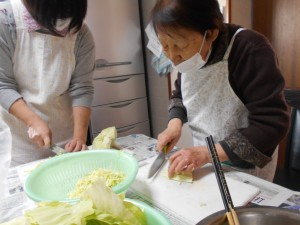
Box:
[147,144,170,179]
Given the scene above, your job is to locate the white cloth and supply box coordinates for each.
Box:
[0,0,78,166]
[181,28,277,181]
[0,120,11,200]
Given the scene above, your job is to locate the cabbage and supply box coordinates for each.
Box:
[92,127,117,149]
[0,218,27,225]
[25,201,94,225]
[69,169,125,199]
[1,180,146,225]
[81,180,146,225]
[170,171,193,183]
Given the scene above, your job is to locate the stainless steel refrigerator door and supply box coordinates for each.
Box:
[85,0,145,79]
[93,121,150,139]
[92,74,147,106]
[90,98,149,133]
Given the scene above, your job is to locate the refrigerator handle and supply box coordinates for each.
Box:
[109,101,133,109]
[105,78,130,83]
[117,125,135,134]
[95,59,132,69]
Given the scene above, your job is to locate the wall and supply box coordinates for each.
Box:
[252,0,300,167]
[253,0,300,88]
[230,0,252,29]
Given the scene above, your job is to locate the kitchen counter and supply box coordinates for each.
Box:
[1,134,299,224]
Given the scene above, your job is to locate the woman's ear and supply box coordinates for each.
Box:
[207,29,219,42]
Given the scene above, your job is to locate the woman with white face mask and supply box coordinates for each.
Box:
[153,0,290,181]
[0,0,95,166]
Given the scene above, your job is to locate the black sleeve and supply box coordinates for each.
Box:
[221,31,290,168]
[168,73,188,124]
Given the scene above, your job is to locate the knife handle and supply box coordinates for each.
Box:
[163,144,171,154]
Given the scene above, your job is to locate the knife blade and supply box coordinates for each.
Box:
[147,152,166,178]
[50,144,66,155]
[147,145,169,178]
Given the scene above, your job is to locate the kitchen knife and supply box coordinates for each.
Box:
[50,144,66,155]
[147,145,168,178]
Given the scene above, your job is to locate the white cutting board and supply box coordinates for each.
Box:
[131,159,260,224]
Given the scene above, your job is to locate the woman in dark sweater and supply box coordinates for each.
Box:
[153,0,290,181]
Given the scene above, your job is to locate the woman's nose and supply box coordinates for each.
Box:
[165,49,181,65]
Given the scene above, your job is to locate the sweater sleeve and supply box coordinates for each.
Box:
[168,73,188,124]
[0,3,22,111]
[220,31,290,168]
[68,24,95,108]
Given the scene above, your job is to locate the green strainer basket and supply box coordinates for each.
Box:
[25,149,138,203]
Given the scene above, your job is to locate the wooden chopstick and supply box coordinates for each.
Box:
[226,211,235,225]
[205,135,241,225]
[231,207,240,225]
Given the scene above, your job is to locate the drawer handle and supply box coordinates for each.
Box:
[95,59,132,68]
[110,102,133,108]
[118,125,135,133]
[106,78,130,83]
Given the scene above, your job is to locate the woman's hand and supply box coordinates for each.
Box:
[27,119,52,148]
[65,106,90,152]
[168,144,229,177]
[65,137,88,152]
[10,99,52,148]
[157,118,183,153]
[168,146,210,178]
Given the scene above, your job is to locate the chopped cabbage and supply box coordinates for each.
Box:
[69,168,125,199]
[165,171,193,183]
[162,168,193,183]
[171,171,193,183]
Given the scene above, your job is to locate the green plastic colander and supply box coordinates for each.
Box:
[125,199,172,225]
[25,150,138,203]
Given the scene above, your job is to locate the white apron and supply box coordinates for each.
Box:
[0,0,77,166]
[181,28,278,181]
[0,120,11,199]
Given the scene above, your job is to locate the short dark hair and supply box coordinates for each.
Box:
[23,0,87,36]
[151,0,224,35]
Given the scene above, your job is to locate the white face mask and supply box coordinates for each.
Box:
[55,18,71,31]
[173,31,209,74]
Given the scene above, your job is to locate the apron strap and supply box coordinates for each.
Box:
[223,28,246,60]
[11,0,26,30]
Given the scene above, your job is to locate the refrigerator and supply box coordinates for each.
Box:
[85,0,150,140]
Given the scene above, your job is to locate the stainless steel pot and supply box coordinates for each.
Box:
[197,206,300,225]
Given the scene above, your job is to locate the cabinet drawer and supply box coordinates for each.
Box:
[91,98,148,133]
[92,121,150,139]
[92,74,146,106]
[117,121,150,137]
